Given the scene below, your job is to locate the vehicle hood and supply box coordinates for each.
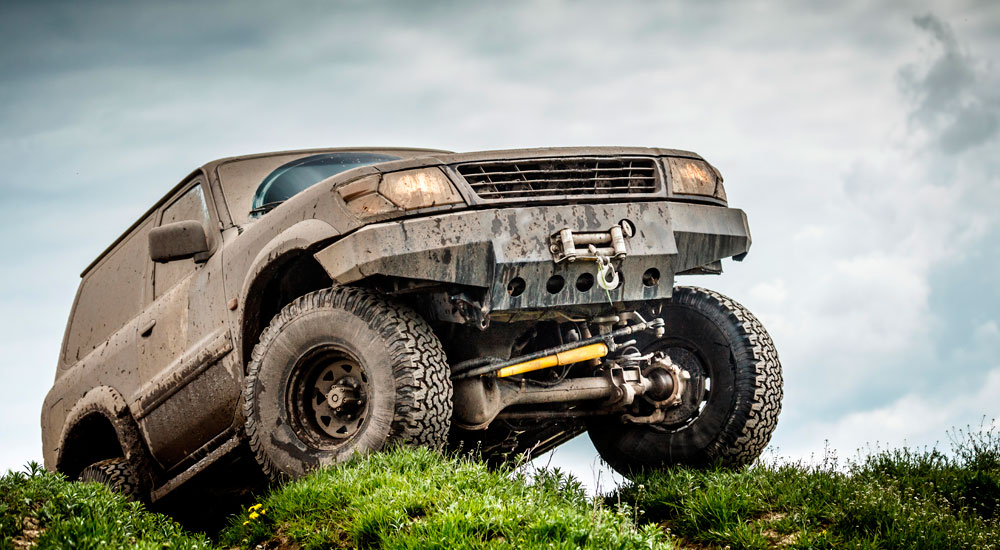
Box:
[367,146,703,173]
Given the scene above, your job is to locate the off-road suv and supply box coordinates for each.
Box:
[42,146,782,501]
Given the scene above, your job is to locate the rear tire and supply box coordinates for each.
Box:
[78,457,142,500]
[244,286,452,482]
[588,286,782,475]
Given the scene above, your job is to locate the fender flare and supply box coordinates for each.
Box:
[237,219,341,365]
[56,386,154,487]
[240,219,340,302]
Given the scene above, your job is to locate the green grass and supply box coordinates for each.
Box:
[0,463,211,550]
[3,425,998,549]
[613,424,1000,549]
[217,447,666,549]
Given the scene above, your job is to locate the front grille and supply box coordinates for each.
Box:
[456,157,659,200]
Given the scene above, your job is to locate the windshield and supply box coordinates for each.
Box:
[249,152,400,218]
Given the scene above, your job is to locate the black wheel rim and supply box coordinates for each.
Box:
[287,345,370,448]
[637,336,715,433]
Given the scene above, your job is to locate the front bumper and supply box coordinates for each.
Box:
[314,201,750,312]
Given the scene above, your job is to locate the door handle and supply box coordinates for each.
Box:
[140,319,156,337]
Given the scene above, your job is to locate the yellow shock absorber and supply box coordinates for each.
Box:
[495,342,609,378]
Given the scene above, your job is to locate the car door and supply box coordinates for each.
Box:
[133,177,242,470]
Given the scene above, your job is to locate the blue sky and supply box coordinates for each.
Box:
[2,0,998,490]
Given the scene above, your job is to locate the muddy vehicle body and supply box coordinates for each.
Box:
[42,146,782,501]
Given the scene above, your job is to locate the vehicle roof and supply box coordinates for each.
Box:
[199,146,454,174]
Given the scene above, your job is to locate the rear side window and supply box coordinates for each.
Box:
[63,217,152,363]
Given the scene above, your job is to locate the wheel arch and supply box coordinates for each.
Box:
[238,219,340,371]
[55,387,152,484]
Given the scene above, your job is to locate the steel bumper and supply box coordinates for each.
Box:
[314,201,750,312]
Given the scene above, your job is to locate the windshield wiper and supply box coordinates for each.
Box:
[249,201,283,217]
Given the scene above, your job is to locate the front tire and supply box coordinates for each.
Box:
[244,287,452,482]
[588,286,782,475]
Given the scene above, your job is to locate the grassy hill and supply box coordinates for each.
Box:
[614,426,1000,549]
[3,426,998,549]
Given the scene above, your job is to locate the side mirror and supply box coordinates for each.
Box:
[149,220,210,263]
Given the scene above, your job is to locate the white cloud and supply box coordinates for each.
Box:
[749,279,789,307]
[974,320,999,341]
[781,367,1000,461]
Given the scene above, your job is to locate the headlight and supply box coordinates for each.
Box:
[337,168,464,218]
[380,168,463,210]
[666,157,727,202]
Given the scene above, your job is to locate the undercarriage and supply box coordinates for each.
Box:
[433,285,783,473]
[448,312,680,440]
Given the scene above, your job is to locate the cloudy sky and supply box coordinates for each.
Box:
[2,0,998,489]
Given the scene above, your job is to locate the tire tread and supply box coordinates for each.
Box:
[679,286,783,466]
[78,457,142,500]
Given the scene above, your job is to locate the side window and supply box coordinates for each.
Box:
[154,184,212,298]
[63,217,152,364]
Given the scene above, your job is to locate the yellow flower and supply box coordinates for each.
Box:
[242,520,250,526]
[249,512,259,520]
[249,504,263,512]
